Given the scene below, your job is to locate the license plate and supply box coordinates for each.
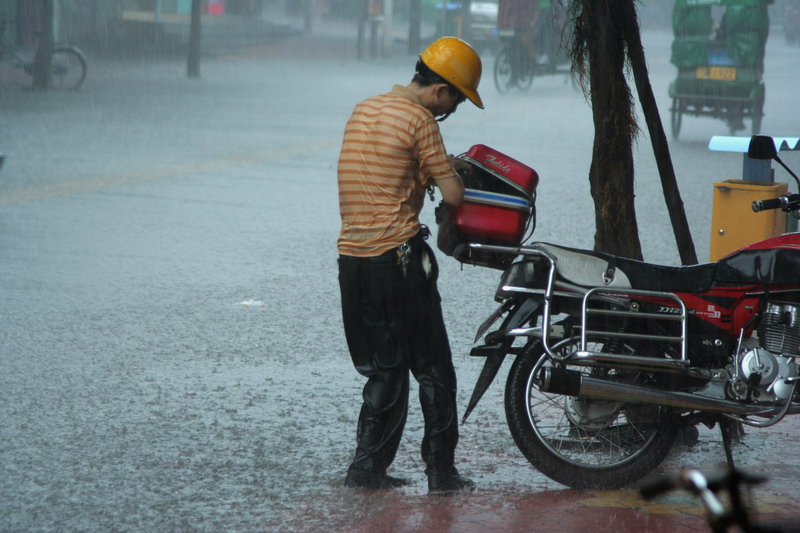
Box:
[696,66,737,81]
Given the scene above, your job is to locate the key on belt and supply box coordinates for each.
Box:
[396,243,411,277]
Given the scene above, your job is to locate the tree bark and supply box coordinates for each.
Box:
[582,0,643,260]
[32,0,54,90]
[187,0,202,79]
[619,1,698,265]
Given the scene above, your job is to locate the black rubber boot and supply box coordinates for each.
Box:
[426,467,476,496]
[344,468,411,490]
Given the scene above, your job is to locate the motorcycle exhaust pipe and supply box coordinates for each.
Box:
[538,367,778,416]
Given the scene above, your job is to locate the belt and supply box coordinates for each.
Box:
[341,226,430,263]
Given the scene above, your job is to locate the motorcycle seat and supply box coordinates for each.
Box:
[535,243,717,293]
[612,256,717,293]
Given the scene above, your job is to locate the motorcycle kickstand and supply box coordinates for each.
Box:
[719,418,745,468]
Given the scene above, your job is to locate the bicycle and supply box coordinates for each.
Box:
[1,18,86,90]
[493,30,536,93]
[493,28,572,94]
[640,468,800,533]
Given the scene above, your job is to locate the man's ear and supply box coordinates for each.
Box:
[433,83,450,99]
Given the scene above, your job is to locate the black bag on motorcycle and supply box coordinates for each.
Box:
[436,144,538,269]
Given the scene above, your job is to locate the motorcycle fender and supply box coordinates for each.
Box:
[463,297,541,423]
[474,299,514,343]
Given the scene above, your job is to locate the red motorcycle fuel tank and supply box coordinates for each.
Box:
[715,232,800,288]
[722,232,800,255]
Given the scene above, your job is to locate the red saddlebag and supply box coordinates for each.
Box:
[436,145,538,269]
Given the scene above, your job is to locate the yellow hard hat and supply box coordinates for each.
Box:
[420,37,484,109]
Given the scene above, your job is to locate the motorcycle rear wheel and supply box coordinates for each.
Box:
[505,342,677,489]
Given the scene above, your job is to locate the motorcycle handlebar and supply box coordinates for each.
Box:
[752,197,786,212]
[752,193,800,213]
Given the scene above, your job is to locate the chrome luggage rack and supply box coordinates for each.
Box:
[462,242,690,372]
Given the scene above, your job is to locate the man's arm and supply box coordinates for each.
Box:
[434,157,466,206]
[435,174,464,206]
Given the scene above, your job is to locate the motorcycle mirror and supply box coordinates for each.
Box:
[748,135,800,191]
[747,135,778,160]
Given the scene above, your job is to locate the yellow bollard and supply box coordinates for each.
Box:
[709,180,788,261]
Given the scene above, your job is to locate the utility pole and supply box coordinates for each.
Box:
[32,0,54,90]
[382,0,393,57]
[188,0,202,78]
[408,0,421,54]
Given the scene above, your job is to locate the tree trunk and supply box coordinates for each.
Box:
[32,0,54,90]
[619,1,698,265]
[583,0,642,260]
[187,0,202,78]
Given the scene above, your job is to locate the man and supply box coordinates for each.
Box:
[337,37,484,495]
[498,0,539,83]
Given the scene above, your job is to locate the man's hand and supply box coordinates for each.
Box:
[449,154,472,175]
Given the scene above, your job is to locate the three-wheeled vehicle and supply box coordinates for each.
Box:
[669,0,769,139]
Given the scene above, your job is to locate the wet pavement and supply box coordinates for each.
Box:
[274,417,800,532]
[2,10,800,533]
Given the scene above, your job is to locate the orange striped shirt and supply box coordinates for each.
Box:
[337,85,455,257]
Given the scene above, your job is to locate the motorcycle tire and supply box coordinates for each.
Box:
[505,342,677,489]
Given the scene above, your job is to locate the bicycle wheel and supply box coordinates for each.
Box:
[516,63,534,91]
[494,47,514,94]
[51,46,87,90]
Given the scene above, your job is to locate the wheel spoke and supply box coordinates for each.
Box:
[50,47,86,90]
[494,47,514,94]
[526,355,661,466]
[506,339,677,488]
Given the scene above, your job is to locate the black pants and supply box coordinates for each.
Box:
[338,233,459,477]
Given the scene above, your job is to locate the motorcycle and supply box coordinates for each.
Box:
[455,135,800,489]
